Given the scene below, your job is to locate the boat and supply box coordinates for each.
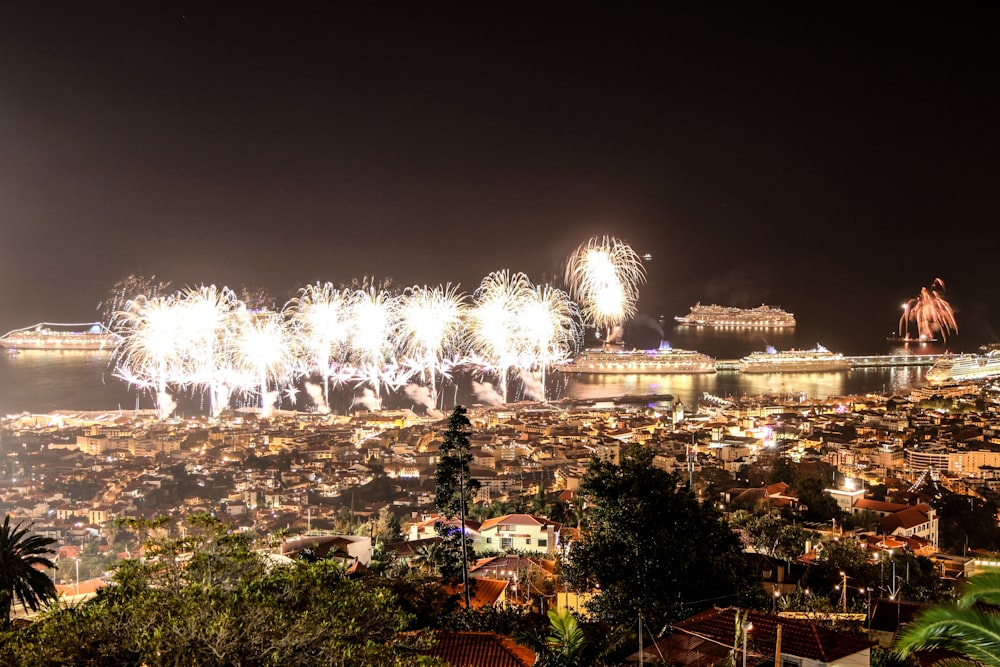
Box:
[558,342,717,374]
[926,352,1000,385]
[674,303,796,328]
[0,323,121,351]
[737,344,852,373]
[887,334,937,344]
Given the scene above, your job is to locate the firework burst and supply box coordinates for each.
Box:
[397,284,467,404]
[564,235,646,342]
[285,282,352,408]
[899,277,958,342]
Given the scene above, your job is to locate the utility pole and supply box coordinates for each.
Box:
[774,624,782,667]
[742,619,753,667]
[638,612,644,666]
[459,467,471,609]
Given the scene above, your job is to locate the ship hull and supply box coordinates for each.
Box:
[558,348,717,375]
[926,354,1000,385]
[0,337,118,351]
[738,361,853,373]
[0,324,120,351]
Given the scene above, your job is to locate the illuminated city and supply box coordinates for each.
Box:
[0,5,998,665]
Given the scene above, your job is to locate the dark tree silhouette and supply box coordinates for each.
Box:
[0,516,57,626]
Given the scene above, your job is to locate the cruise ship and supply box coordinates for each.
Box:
[674,303,796,328]
[0,323,121,351]
[926,352,1000,385]
[737,345,852,373]
[558,343,716,374]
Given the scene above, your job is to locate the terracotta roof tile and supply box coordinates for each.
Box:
[423,631,535,667]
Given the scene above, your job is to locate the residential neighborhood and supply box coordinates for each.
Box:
[4,378,1000,664]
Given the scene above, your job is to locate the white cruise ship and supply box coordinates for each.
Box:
[558,343,716,374]
[926,352,1000,385]
[674,303,796,328]
[0,323,121,351]
[738,344,851,373]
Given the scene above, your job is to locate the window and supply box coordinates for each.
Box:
[485,537,492,544]
[783,660,799,667]
[525,537,532,545]
[501,537,513,550]
[538,539,547,548]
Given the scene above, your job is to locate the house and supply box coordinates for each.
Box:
[281,534,372,566]
[853,499,939,549]
[476,513,561,555]
[633,607,875,667]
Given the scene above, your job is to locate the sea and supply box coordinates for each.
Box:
[0,320,966,418]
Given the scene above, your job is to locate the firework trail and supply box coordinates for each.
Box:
[176,284,241,417]
[345,283,400,397]
[564,235,646,342]
[467,270,533,403]
[98,274,172,327]
[111,293,187,419]
[517,283,582,400]
[231,308,295,417]
[397,283,466,405]
[285,282,352,406]
[899,277,958,342]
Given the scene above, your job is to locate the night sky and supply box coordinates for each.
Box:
[1,4,997,345]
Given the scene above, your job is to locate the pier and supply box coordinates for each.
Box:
[715,353,943,372]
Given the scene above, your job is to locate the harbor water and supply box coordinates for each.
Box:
[0,323,948,417]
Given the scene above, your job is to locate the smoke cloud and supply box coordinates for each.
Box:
[157,391,177,420]
[404,384,443,418]
[471,380,504,406]
[352,388,382,412]
[519,371,545,402]
[304,381,330,414]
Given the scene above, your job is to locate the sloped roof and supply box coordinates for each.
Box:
[854,498,912,513]
[448,577,509,609]
[672,607,875,663]
[881,506,932,532]
[422,630,535,667]
[478,513,556,532]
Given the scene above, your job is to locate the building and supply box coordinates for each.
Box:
[476,513,561,555]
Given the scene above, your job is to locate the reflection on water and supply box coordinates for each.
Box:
[0,340,933,417]
[562,366,928,409]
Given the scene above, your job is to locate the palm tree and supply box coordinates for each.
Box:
[516,607,590,666]
[895,571,1000,666]
[410,542,441,574]
[0,516,57,626]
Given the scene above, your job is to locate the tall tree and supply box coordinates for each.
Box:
[895,571,1000,666]
[0,516,57,626]
[562,444,760,634]
[434,406,480,607]
[434,406,479,518]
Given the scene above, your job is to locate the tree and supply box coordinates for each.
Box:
[0,516,57,627]
[434,406,479,518]
[795,475,841,522]
[516,608,591,667]
[562,444,761,634]
[737,512,814,563]
[895,571,1000,666]
[434,406,479,608]
[0,532,448,666]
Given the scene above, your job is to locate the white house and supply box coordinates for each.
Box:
[476,513,560,555]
